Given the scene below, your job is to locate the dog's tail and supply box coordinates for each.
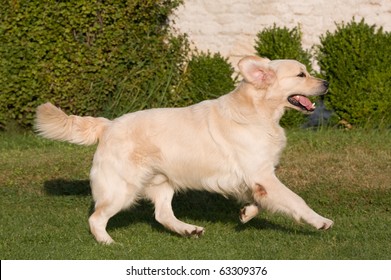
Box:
[35,102,111,146]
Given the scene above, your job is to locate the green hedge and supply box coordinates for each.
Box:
[0,0,187,129]
[179,51,237,106]
[316,19,391,128]
[254,24,313,72]
[0,0,239,130]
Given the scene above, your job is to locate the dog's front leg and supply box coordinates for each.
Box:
[253,174,334,230]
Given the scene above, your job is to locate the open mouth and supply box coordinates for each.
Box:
[288,95,316,112]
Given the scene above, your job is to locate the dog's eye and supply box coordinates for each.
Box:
[297,72,306,78]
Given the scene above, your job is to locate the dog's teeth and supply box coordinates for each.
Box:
[312,102,316,107]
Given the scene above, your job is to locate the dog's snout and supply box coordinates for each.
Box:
[323,81,329,89]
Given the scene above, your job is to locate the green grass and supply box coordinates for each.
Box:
[1,129,390,259]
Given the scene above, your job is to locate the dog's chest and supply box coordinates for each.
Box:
[205,126,286,191]
[232,123,286,166]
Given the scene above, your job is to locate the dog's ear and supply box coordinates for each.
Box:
[238,56,275,89]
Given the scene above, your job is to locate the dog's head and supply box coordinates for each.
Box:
[238,56,329,113]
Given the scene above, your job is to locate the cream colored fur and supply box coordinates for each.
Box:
[35,56,334,244]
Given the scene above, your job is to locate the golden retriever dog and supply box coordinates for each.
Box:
[35,56,333,244]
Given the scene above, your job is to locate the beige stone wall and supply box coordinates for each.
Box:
[171,0,391,66]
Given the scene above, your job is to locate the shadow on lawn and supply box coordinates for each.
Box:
[43,178,316,236]
[44,179,91,196]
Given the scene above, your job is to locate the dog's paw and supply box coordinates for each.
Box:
[240,204,259,224]
[96,236,115,245]
[316,218,334,230]
[185,227,205,238]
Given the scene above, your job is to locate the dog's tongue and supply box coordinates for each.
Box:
[293,95,315,110]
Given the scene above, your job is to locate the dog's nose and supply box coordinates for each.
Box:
[323,81,329,88]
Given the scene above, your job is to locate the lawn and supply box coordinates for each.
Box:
[0,128,390,259]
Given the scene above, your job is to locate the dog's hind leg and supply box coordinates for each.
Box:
[144,180,204,237]
[88,174,140,244]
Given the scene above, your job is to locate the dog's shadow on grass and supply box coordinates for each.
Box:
[44,179,92,196]
[44,178,316,236]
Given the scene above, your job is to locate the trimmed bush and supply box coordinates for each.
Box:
[254,24,313,127]
[0,0,187,129]
[178,51,237,106]
[254,24,313,72]
[316,19,391,128]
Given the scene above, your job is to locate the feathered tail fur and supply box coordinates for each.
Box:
[35,102,111,145]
